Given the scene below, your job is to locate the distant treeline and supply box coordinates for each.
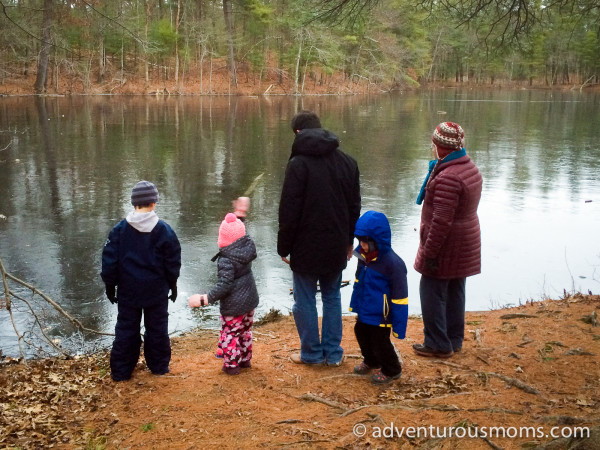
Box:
[0,0,598,94]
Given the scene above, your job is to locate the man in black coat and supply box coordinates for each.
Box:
[278,110,361,366]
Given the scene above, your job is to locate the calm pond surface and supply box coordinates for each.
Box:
[1,90,599,357]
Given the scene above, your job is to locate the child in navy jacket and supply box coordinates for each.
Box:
[349,210,408,384]
[101,181,181,382]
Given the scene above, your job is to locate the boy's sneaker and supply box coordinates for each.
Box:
[222,365,240,376]
[353,362,379,375]
[371,369,401,385]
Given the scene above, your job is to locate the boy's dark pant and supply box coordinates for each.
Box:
[419,275,466,354]
[110,301,171,381]
[354,320,402,377]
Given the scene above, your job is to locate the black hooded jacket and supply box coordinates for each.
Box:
[278,128,361,275]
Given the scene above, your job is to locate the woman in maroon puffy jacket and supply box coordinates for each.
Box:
[413,122,482,358]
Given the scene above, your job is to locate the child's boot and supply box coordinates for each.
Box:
[222,365,240,376]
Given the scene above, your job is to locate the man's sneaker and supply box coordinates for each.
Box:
[326,355,346,367]
[371,369,401,385]
[353,361,379,375]
[412,343,454,358]
[290,353,324,365]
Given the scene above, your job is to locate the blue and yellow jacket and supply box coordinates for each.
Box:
[349,211,408,339]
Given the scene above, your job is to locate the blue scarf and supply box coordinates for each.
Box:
[416,148,466,205]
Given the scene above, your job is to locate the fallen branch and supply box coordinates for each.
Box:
[466,407,522,415]
[500,313,537,319]
[3,270,113,337]
[487,372,541,396]
[538,415,599,425]
[10,291,69,357]
[435,360,542,396]
[0,254,114,360]
[340,399,522,418]
[279,439,332,447]
[517,337,534,347]
[298,393,349,412]
[482,436,503,450]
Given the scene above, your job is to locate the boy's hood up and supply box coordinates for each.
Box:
[354,210,392,254]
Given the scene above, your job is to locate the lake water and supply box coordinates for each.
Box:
[1,90,599,357]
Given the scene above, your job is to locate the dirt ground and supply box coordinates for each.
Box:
[1,294,600,449]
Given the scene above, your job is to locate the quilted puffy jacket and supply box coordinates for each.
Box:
[414,154,482,279]
[208,234,259,317]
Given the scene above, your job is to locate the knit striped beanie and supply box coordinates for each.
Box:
[131,181,159,206]
[432,122,465,153]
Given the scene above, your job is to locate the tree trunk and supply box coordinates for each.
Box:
[34,0,53,94]
[175,0,181,86]
[145,0,150,84]
[294,37,302,94]
[98,37,105,83]
[223,0,237,88]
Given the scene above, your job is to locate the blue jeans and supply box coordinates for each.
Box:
[292,271,343,364]
[419,275,466,353]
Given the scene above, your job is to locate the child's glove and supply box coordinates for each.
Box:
[105,284,117,304]
[232,196,250,219]
[188,294,209,307]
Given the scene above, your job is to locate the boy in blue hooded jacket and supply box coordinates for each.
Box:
[349,210,408,384]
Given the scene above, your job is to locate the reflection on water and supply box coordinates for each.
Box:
[1,90,599,357]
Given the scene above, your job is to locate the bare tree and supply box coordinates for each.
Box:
[34,0,53,94]
[313,0,600,47]
[223,0,237,88]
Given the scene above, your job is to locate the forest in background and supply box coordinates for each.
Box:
[0,0,599,95]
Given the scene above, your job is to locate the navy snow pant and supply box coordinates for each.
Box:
[354,320,402,377]
[110,300,171,381]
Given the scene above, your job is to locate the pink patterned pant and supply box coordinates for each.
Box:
[218,310,254,369]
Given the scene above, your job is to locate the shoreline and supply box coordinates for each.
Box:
[1,294,599,448]
[1,78,598,98]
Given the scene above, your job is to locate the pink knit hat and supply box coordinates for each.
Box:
[218,213,246,248]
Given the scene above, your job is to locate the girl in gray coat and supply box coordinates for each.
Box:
[189,213,259,375]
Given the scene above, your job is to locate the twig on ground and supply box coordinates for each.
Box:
[482,436,503,450]
[434,360,542,395]
[298,393,349,412]
[500,313,537,319]
[279,439,332,447]
[487,372,541,395]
